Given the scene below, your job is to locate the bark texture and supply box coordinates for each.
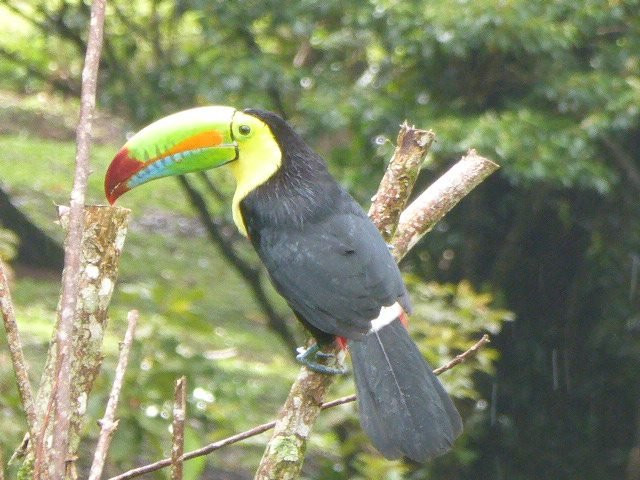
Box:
[368,123,435,242]
[19,205,130,479]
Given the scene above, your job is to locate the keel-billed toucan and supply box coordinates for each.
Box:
[105,106,462,462]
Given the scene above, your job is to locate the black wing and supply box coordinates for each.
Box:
[254,209,410,340]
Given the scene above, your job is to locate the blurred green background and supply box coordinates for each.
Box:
[0,1,639,479]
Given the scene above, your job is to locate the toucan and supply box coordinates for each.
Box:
[104,106,463,462]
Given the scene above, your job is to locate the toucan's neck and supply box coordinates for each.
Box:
[241,142,339,233]
[233,109,339,237]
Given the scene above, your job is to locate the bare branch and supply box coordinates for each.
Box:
[433,334,491,374]
[368,124,435,241]
[108,418,275,480]
[88,310,139,480]
[0,260,37,440]
[171,376,187,480]
[48,0,108,476]
[392,150,499,261]
[107,335,491,480]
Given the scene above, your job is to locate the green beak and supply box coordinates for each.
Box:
[105,106,238,203]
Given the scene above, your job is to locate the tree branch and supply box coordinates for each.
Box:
[47,0,107,476]
[0,260,38,441]
[392,150,499,261]
[107,334,491,480]
[88,310,139,480]
[171,376,187,480]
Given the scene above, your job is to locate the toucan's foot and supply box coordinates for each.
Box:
[314,350,336,360]
[296,343,348,375]
[386,243,395,251]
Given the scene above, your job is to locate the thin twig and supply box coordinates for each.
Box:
[433,334,491,375]
[48,0,108,476]
[107,335,491,480]
[88,310,139,480]
[0,260,37,439]
[108,420,276,480]
[171,376,187,480]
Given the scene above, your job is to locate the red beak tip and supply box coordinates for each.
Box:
[104,147,140,204]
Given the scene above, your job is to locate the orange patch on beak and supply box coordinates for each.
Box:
[163,130,224,158]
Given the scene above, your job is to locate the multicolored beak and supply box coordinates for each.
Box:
[105,106,238,204]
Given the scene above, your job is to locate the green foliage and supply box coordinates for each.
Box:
[409,281,512,399]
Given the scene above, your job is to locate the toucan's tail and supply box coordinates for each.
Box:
[348,318,463,462]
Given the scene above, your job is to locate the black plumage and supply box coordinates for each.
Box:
[239,108,462,462]
[240,109,410,341]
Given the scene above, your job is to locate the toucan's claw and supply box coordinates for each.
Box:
[296,343,348,375]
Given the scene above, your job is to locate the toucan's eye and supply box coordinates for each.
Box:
[238,125,251,136]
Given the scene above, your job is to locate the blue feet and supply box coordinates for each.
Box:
[296,343,348,375]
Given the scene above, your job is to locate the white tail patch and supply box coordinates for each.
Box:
[369,302,403,333]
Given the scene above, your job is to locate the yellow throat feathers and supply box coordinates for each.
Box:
[229,111,282,236]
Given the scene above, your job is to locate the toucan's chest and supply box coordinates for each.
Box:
[237,169,343,242]
[228,143,283,237]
